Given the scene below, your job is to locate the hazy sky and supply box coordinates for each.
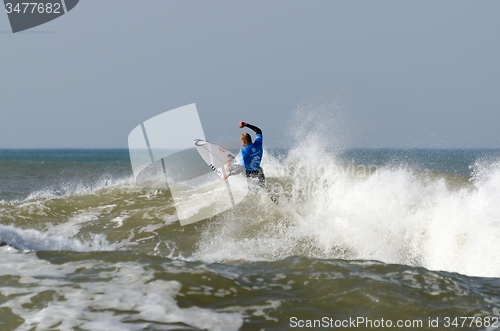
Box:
[1,1,500,149]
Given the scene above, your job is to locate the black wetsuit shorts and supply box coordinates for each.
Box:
[246,167,266,188]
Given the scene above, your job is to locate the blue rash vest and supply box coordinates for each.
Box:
[239,133,263,171]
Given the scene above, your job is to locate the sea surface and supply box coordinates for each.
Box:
[1,145,500,330]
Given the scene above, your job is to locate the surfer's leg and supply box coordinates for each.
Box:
[254,168,265,188]
[245,170,255,192]
[256,168,278,203]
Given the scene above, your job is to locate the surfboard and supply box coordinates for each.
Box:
[194,139,238,176]
[194,139,241,206]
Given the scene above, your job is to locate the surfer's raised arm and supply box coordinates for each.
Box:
[239,122,262,135]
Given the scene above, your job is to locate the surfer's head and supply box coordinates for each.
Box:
[240,133,252,146]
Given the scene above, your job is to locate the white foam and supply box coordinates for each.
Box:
[0,250,243,331]
[110,216,125,228]
[0,224,114,252]
[47,205,115,237]
[19,175,135,203]
[194,109,500,278]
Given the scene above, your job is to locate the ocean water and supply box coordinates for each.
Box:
[1,143,500,330]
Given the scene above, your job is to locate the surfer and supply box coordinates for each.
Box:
[221,122,267,190]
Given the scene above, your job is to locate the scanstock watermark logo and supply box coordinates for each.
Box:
[4,0,79,33]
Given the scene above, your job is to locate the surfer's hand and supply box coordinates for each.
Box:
[221,174,229,181]
[239,122,247,128]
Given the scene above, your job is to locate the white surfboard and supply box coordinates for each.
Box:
[194,139,242,206]
[194,139,238,175]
